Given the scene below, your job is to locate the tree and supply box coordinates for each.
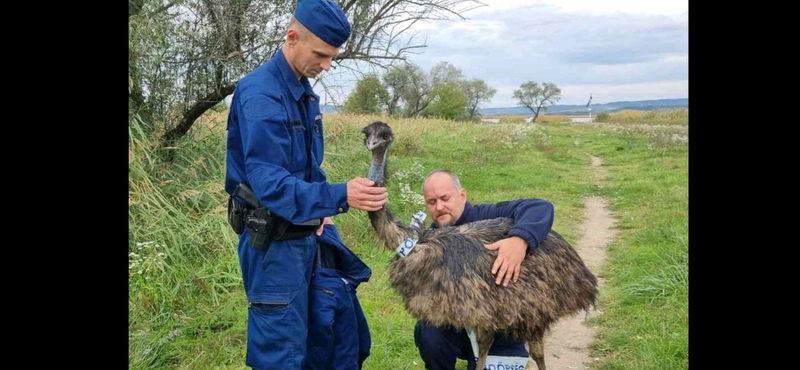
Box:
[512,81,561,123]
[429,60,463,86]
[128,0,486,147]
[382,65,410,116]
[426,81,467,120]
[397,61,464,118]
[462,78,497,119]
[378,60,490,119]
[343,74,389,114]
[399,62,433,117]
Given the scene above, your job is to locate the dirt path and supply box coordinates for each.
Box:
[527,155,618,370]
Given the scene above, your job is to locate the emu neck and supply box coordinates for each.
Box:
[368,147,387,187]
[366,145,410,249]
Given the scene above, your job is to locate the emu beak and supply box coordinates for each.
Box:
[367,140,379,151]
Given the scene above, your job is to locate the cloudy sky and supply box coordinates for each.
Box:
[319,0,688,108]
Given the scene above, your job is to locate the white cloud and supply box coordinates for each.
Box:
[467,0,688,17]
[318,0,688,107]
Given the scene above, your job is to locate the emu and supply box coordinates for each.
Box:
[360,121,599,370]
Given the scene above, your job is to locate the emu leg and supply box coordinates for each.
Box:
[527,330,546,370]
[474,329,495,370]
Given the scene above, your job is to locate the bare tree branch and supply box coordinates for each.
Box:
[129,0,483,144]
[156,0,182,14]
[162,83,237,146]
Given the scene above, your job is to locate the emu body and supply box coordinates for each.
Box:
[361,121,598,370]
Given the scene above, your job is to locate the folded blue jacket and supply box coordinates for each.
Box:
[306,224,373,370]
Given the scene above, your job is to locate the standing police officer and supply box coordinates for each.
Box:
[224,1,387,369]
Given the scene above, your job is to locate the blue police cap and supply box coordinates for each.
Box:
[294,0,352,48]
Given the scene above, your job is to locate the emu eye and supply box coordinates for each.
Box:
[383,134,390,140]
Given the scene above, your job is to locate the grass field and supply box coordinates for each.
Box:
[129,109,688,370]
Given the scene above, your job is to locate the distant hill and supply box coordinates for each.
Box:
[319,98,688,116]
[479,98,688,116]
[321,105,344,114]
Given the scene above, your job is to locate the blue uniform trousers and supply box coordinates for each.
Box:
[414,321,528,370]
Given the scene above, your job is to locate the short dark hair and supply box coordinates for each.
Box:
[287,16,310,41]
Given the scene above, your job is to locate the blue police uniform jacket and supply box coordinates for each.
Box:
[225,48,353,370]
[225,48,349,225]
[436,199,555,254]
[307,224,372,370]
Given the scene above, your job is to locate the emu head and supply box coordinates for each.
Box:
[361,121,394,152]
